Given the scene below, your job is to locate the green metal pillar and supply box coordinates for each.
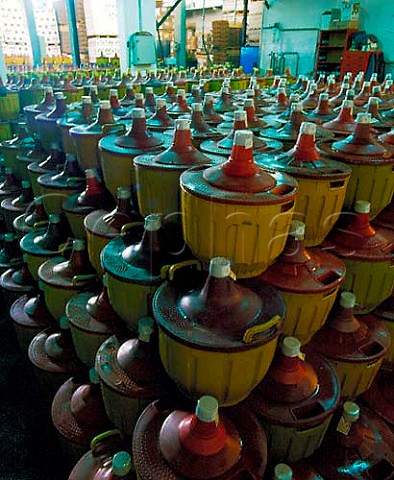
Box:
[174,0,187,69]
[64,0,81,67]
[22,0,41,67]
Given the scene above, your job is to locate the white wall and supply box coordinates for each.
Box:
[258,0,394,75]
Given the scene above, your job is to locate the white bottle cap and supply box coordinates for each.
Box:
[144,213,161,231]
[386,80,393,88]
[49,213,61,223]
[117,186,131,199]
[192,84,199,91]
[112,451,132,477]
[175,118,190,130]
[282,337,301,358]
[372,86,381,93]
[199,79,206,87]
[289,220,305,240]
[319,93,329,101]
[21,180,31,188]
[244,99,254,107]
[342,82,350,89]
[109,89,118,96]
[246,89,255,97]
[343,401,360,423]
[274,75,281,80]
[205,94,214,104]
[135,93,144,100]
[100,100,110,109]
[234,129,253,148]
[300,121,316,136]
[209,257,231,278]
[289,94,299,101]
[156,99,166,109]
[82,96,92,104]
[222,86,229,94]
[385,73,392,80]
[196,396,219,423]
[132,108,146,119]
[310,82,317,90]
[72,239,85,251]
[368,97,379,105]
[89,367,100,384]
[45,86,53,94]
[192,103,203,111]
[59,315,70,329]
[138,316,154,342]
[356,113,372,124]
[167,81,174,87]
[354,200,370,214]
[370,73,377,80]
[342,99,354,109]
[85,168,97,179]
[278,87,286,94]
[90,85,98,94]
[340,292,356,309]
[291,102,302,112]
[274,464,293,480]
[125,83,133,89]
[234,110,247,121]
[146,87,154,94]
[55,92,65,100]
[363,81,371,87]
[177,89,186,97]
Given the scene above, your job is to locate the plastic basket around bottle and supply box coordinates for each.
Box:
[0,93,20,121]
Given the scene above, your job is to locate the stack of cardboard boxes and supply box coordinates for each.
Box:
[211,20,242,65]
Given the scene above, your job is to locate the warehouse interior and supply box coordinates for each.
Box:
[0,0,393,479]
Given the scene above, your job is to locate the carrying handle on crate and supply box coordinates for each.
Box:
[162,259,202,281]
[102,123,126,136]
[120,221,144,236]
[243,315,281,344]
[33,220,49,230]
[72,274,98,286]
[90,429,122,450]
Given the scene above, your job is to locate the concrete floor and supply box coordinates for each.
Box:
[0,303,67,480]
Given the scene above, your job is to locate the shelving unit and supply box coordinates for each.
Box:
[315,28,357,77]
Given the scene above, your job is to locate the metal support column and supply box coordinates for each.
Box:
[117,0,157,72]
[64,0,81,67]
[0,43,6,84]
[174,0,187,69]
[22,0,41,67]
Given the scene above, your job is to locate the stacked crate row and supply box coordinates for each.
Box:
[0,67,393,480]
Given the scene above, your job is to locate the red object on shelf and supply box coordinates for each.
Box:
[340,50,383,80]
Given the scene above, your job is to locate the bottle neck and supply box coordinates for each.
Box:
[98,108,114,125]
[130,117,148,137]
[222,145,259,177]
[290,133,320,161]
[337,107,354,123]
